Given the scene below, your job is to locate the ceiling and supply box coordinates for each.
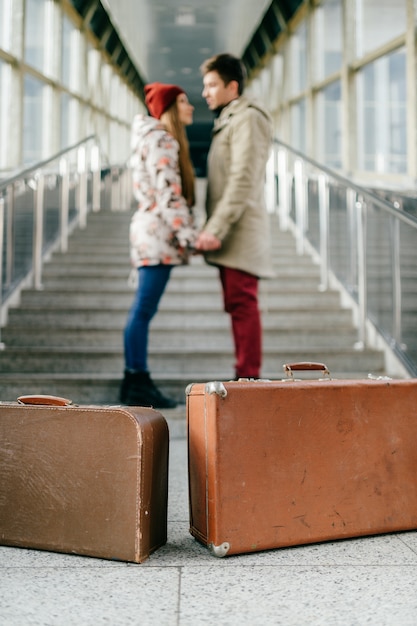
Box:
[101,0,271,120]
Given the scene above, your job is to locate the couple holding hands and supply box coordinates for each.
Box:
[122,53,274,408]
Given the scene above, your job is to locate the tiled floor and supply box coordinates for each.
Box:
[1,415,417,626]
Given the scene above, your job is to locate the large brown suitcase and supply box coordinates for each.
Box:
[0,395,169,563]
[186,363,417,557]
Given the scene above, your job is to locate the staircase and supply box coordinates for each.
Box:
[0,188,388,407]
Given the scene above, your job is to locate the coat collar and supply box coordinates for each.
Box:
[212,96,271,133]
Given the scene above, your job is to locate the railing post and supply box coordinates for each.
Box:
[78,146,87,228]
[33,172,45,290]
[0,193,5,348]
[277,149,289,231]
[121,167,129,211]
[125,167,132,210]
[294,159,306,255]
[111,166,121,211]
[265,149,275,214]
[390,214,403,348]
[346,188,358,290]
[91,145,101,212]
[5,184,14,290]
[354,199,367,349]
[318,173,329,291]
[59,157,69,253]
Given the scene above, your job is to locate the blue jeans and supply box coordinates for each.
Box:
[124,264,173,372]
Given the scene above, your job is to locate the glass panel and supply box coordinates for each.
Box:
[314,0,342,81]
[291,99,306,153]
[0,0,12,51]
[88,45,100,105]
[23,74,44,164]
[399,221,417,368]
[357,48,407,174]
[316,81,342,169]
[356,0,407,57]
[0,59,4,169]
[25,0,46,73]
[291,21,307,96]
[61,14,72,88]
[60,91,70,150]
[1,183,34,299]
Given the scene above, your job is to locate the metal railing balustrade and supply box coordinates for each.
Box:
[0,136,131,347]
[271,139,417,377]
[1,134,416,376]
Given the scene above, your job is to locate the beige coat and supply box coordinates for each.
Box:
[203,96,275,278]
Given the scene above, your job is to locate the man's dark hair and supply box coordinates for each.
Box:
[200,53,247,95]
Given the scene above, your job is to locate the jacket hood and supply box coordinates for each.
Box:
[131,114,165,149]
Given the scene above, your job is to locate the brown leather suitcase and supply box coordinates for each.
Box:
[186,363,417,557]
[0,395,169,563]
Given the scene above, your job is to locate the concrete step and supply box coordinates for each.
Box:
[1,325,359,349]
[40,259,321,280]
[47,255,130,266]
[18,289,342,310]
[0,345,385,375]
[38,273,325,292]
[5,307,355,328]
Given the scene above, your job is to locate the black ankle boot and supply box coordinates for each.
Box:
[119,370,132,404]
[124,371,177,409]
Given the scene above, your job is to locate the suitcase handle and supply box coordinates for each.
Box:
[283,362,331,379]
[17,394,73,406]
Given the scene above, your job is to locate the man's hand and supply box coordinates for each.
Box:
[195,231,222,251]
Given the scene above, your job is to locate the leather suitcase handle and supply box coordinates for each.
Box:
[17,394,73,406]
[283,362,331,378]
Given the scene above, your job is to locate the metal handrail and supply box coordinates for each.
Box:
[273,139,417,227]
[0,136,132,348]
[271,138,417,376]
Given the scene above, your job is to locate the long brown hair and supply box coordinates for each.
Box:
[161,103,195,207]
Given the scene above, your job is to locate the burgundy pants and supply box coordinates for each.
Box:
[219,266,262,379]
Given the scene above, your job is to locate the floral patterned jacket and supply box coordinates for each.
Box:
[129,114,197,268]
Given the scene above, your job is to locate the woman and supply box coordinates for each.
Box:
[121,82,197,408]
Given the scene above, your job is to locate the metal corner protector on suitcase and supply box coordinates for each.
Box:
[0,395,169,563]
[186,364,417,557]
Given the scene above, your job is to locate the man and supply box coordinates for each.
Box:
[195,53,274,380]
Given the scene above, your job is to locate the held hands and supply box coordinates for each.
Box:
[194,231,222,252]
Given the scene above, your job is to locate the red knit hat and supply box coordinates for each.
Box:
[144,82,185,119]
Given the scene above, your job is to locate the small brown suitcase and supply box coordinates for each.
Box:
[0,395,169,563]
[186,363,417,557]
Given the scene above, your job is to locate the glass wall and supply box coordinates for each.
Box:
[61,14,73,89]
[24,0,45,73]
[23,74,45,164]
[314,0,342,81]
[316,81,342,169]
[291,21,308,96]
[0,0,142,172]
[291,99,307,153]
[250,0,414,184]
[0,0,12,51]
[355,0,407,57]
[357,48,407,174]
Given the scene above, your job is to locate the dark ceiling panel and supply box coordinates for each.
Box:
[69,0,146,97]
[242,0,304,77]
[278,0,304,22]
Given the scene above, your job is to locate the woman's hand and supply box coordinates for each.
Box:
[194,231,222,251]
